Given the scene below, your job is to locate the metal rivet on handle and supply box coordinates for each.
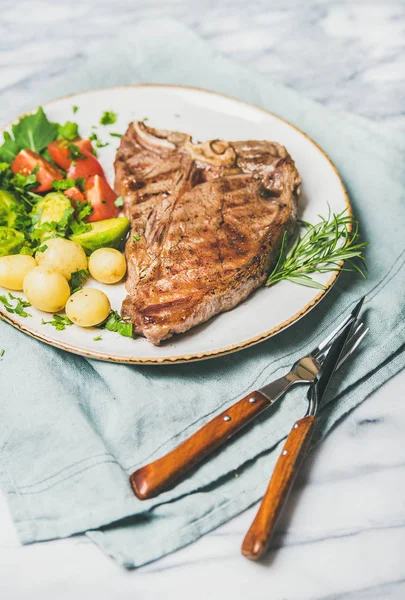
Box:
[224,415,231,422]
[294,423,299,429]
[249,396,257,404]
[282,450,288,456]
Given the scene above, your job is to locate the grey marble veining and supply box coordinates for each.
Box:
[0,1,404,599]
[1,0,405,131]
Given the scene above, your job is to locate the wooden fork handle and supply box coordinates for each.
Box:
[241,415,316,560]
[130,390,272,500]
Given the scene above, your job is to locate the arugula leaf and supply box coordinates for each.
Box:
[57,121,79,141]
[100,111,117,126]
[12,107,58,155]
[0,132,20,162]
[42,314,73,331]
[69,269,89,294]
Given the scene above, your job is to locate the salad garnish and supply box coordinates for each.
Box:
[266,208,367,289]
[42,314,73,331]
[0,293,31,317]
[100,111,117,126]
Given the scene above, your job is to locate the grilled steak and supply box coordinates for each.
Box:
[114,122,301,345]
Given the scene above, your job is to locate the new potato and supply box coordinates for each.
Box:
[88,248,127,284]
[23,266,71,312]
[36,238,88,281]
[65,288,110,327]
[0,255,37,290]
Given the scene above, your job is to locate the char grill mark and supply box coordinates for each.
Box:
[114,122,301,344]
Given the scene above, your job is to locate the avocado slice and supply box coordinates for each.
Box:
[32,192,72,228]
[0,226,25,257]
[0,190,20,228]
[69,217,130,254]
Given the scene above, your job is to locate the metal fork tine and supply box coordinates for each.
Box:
[316,321,365,364]
[312,314,354,359]
[336,326,369,370]
[312,297,365,360]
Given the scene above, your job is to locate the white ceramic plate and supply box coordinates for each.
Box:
[0,85,350,364]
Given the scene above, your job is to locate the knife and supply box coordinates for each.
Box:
[241,297,365,560]
[130,299,364,500]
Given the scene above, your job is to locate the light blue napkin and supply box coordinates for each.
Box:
[0,19,404,568]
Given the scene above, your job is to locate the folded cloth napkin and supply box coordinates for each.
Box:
[0,19,404,568]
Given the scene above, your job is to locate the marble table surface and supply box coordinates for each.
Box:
[1,1,404,598]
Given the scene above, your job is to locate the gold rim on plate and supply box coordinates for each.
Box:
[0,84,351,365]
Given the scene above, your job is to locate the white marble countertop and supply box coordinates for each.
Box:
[1,1,404,598]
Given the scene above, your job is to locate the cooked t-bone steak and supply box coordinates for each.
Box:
[114,122,301,345]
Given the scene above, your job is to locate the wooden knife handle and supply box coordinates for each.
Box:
[130,390,272,500]
[241,415,316,560]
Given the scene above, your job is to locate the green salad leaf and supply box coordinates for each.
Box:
[11,107,58,157]
[100,111,117,126]
[101,310,133,338]
[57,121,79,141]
[42,314,73,331]
[0,132,20,162]
[69,269,89,294]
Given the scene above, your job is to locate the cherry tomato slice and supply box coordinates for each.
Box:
[63,187,85,203]
[11,149,63,193]
[66,151,105,181]
[48,139,94,170]
[85,175,119,222]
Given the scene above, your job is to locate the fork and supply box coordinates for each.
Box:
[130,314,366,500]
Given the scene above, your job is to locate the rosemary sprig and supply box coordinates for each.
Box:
[266,208,367,290]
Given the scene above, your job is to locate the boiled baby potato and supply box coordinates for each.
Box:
[23,266,71,313]
[65,288,110,327]
[88,248,127,284]
[0,254,37,290]
[36,238,88,281]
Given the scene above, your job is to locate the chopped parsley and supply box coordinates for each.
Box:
[114,196,123,207]
[72,106,79,114]
[69,269,89,294]
[93,335,102,342]
[142,117,149,122]
[102,310,133,338]
[67,143,87,160]
[100,111,117,126]
[89,132,109,148]
[0,349,4,357]
[133,234,141,242]
[109,132,122,138]
[37,243,48,253]
[51,177,85,192]
[58,121,79,142]
[0,293,31,318]
[42,314,73,331]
